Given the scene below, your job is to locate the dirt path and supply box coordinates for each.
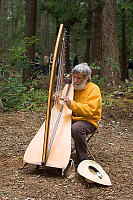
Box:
[0,103,133,200]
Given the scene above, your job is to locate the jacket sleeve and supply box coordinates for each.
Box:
[69,87,101,118]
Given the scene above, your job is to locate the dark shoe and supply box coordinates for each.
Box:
[75,157,91,170]
[75,163,79,171]
[80,157,91,163]
[64,159,74,178]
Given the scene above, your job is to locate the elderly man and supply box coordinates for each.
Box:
[59,63,102,168]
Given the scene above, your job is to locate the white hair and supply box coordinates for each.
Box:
[72,63,91,81]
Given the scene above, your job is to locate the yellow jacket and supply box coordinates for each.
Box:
[69,82,102,128]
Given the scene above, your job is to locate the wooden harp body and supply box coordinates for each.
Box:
[23,24,73,170]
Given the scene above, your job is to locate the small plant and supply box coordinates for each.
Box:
[90,62,105,86]
[102,93,115,107]
[90,62,100,70]
[9,36,39,73]
[0,73,48,111]
[107,57,120,71]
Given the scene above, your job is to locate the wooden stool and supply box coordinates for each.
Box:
[71,129,99,160]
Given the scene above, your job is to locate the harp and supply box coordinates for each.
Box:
[23,24,73,170]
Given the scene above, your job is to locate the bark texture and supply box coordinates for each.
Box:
[101,0,120,87]
[91,0,104,66]
[3,0,9,58]
[23,0,37,82]
[121,8,128,81]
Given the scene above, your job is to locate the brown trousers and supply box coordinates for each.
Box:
[71,120,96,163]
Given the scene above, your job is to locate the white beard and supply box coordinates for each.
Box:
[72,78,88,90]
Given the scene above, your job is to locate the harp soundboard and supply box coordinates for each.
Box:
[23,24,73,170]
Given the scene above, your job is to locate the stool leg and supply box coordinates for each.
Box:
[71,132,96,160]
[87,133,96,160]
[88,147,95,160]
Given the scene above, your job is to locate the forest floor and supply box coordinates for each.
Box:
[0,85,133,200]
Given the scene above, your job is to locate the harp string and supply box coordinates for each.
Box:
[47,28,69,160]
[50,29,66,130]
[47,85,71,160]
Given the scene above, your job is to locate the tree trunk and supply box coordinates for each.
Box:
[23,0,37,82]
[0,97,3,112]
[3,0,9,59]
[73,23,78,56]
[0,0,2,54]
[45,10,50,56]
[121,8,128,81]
[84,1,93,64]
[41,10,50,61]
[50,17,56,53]
[101,0,120,87]
[65,26,71,74]
[91,0,103,67]
[84,37,91,64]
[41,12,46,57]
[10,0,18,37]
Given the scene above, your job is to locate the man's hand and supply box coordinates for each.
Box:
[52,91,62,102]
[59,95,71,107]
